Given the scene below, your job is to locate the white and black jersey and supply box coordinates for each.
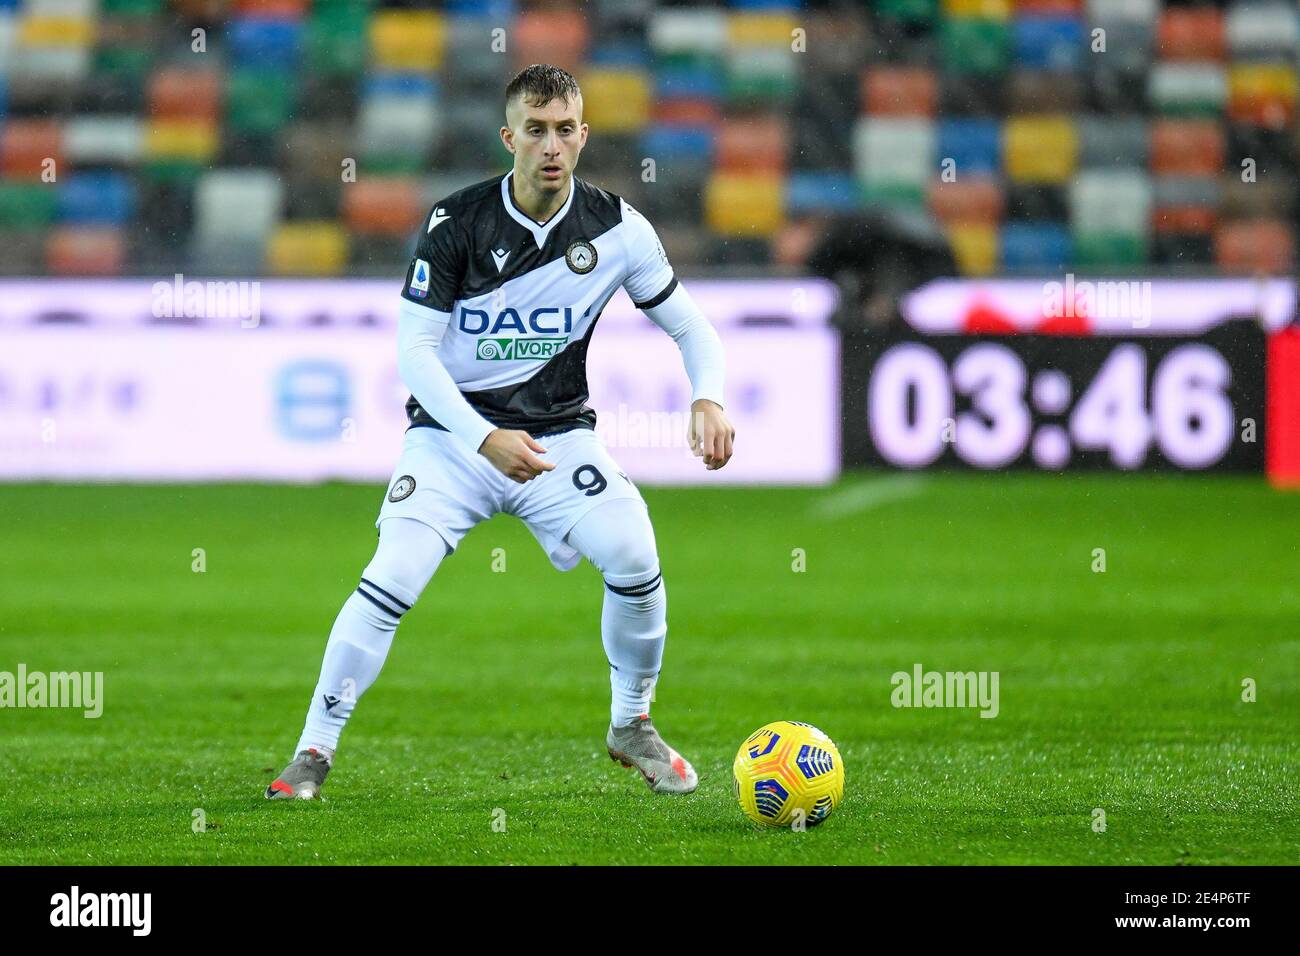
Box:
[398,171,681,438]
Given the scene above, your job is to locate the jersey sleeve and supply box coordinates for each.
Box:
[619,198,678,309]
[401,200,466,314]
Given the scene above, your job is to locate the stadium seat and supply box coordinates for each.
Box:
[1227,64,1297,128]
[853,117,935,192]
[727,11,799,47]
[305,2,367,76]
[704,171,783,236]
[874,0,938,26]
[148,67,223,120]
[64,115,143,165]
[937,118,1000,175]
[45,225,126,275]
[863,67,938,117]
[193,168,283,249]
[1225,2,1299,57]
[947,222,999,274]
[1214,219,1295,272]
[725,46,797,104]
[581,68,652,133]
[648,8,727,58]
[785,171,863,214]
[0,179,57,227]
[1076,114,1147,167]
[1153,175,1220,235]
[944,0,1011,18]
[1070,167,1151,264]
[267,221,349,276]
[513,10,588,72]
[1007,69,1083,113]
[226,68,297,137]
[940,17,1011,75]
[369,10,446,72]
[1086,0,1157,24]
[716,115,787,173]
[341,177,423,238]
[1157,7,1225,61]
[0,118,61,177]
[144,118,218,180]
[1001,221,1072,269]
[1221,173,1295,220]
[1003,115,1078,183]
[1150,119,1224,175]
[58,171,136,225]
[928,176,1005,224]
[228,15,303,69]
[357,74,439,172]
[1012,16,1083,72]
[1149,63,1227,117]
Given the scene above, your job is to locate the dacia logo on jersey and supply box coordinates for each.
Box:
[458,307,575,336]
[476,337,568,361]
[408,258,430,298]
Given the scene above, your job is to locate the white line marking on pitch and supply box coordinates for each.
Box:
[809,474,928,520]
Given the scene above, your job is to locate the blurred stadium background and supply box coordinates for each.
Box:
[0,0,1295,280]
[2,1,1299,865]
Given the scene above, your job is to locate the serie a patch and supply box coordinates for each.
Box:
[408,259,431,298]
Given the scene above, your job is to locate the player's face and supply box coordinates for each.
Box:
[502,94,588,195]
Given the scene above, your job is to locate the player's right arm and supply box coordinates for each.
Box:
[398,203,553,483]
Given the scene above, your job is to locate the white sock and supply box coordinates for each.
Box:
[565,499,667,728]
[294,518,446,759]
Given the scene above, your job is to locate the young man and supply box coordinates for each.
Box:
[267,65,734,799]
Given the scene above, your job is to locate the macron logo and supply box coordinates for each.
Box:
[491,248,510,272]
[427,207,449,233]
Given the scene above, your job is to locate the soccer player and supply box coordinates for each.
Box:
[267,65,733,800]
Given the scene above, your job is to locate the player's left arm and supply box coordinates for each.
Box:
[620,200,734,470]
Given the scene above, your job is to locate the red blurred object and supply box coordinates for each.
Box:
[1267,327,1300,488]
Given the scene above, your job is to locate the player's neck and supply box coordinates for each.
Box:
[509,171,570,225]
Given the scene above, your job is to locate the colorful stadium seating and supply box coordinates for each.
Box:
[0,0,1293,277]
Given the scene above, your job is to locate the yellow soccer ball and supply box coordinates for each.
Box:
[732,721,845,828]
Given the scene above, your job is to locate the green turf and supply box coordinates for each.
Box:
[0,474,1296,865]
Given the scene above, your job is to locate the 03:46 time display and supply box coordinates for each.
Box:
[867,341,1236,471]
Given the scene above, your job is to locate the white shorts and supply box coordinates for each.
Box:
[376,425,648,571]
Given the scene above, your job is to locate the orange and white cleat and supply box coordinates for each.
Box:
[606,715,698,794]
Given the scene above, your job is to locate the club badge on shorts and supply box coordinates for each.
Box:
[388,475,416,502]
[565,239,597,274]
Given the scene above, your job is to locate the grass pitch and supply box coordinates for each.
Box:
[0,474,1296,865]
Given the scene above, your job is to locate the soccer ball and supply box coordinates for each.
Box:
[732,721,844,828]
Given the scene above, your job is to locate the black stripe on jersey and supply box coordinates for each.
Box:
[632,276,678,310]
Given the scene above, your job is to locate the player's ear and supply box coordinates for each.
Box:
[500,125,514,154]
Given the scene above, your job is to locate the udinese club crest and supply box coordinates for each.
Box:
[565,239,597,274]
[388,475,416,502]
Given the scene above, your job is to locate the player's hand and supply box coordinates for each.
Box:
[478,429,556,483]
[687,399,734,471]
